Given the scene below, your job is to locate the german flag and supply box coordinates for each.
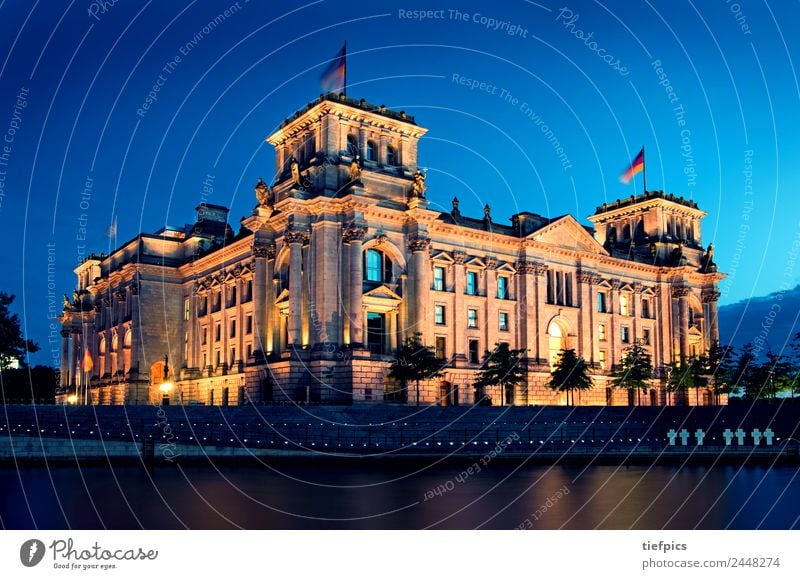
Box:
[620,147,644,184]
[82,348,93,373]
[321,42,346,95]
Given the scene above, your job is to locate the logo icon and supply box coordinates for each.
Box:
[20,539,46,567]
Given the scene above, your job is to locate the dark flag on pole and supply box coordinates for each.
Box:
[620,147,644,184]
[321,42,346,95]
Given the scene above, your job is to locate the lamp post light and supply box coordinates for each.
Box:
[160,354,173,406]
[66,393,78,405]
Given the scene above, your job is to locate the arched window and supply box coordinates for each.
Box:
[386,145,398,166]
[99,337,106,354]
[111,333,119,352]
[347,134,358,156]
[547,321,566,369]
[364,249,392,283]
[366,140,377,161]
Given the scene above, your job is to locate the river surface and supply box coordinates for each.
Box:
[1,460,798,529]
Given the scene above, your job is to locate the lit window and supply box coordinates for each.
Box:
[468,309,478,328]
[621,327,630,343]
[620,294,629,316]
[184,298,190,321]
[497,276,509,299]
[434,305,446,325]
[598,323,606,341]
[499,312,509,332]
[433,266,445,291]
[599,350,607,370]
[466,271,478,295]
[435,336,446,360]
[365,249,391,282]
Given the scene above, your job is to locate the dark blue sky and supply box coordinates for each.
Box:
[1,0,798,365]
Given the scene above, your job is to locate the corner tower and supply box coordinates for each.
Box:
[265,93,427,204]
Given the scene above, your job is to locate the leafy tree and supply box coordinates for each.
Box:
[474,342,527,406]
[0,365,57,404]
[0,292,39,370]
[611,342,653,405]
[761,349,793,400]
[665,360,693,406]
[388,333,444,406]
[688,354,710,405]
[549,348,593,406]
[730,343,759,399]
[706,341,735,404]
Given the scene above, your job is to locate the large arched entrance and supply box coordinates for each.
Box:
[548,319,568,405]
[149,359,174,405]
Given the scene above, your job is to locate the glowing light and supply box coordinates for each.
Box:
[66,394,78,404]
[160,381,174,393]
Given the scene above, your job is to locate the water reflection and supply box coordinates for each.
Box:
[0,461,797,529]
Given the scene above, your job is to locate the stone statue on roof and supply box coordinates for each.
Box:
[410,169,427,198]
[254,177,272,207]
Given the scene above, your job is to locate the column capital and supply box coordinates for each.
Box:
[284,224,310,246]
[253,241,276,259]
[577,270,597,284]
[672,286,691,298]
[452,250,466,265]
[516,261,547,276]
[407,234,431,252]
[485,256,498,270]
[702,290,721,303]
[61,329,70,338]
[342,224,367,243]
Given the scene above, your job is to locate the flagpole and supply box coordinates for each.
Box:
[641,146,646,195]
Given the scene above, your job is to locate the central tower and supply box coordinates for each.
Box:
[265,93,428,203]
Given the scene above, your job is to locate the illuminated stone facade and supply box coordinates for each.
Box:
[59,93,724,406]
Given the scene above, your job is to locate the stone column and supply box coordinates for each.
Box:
[674,286,690,361]
[343,225,367,346]
[610,279,621,367]
[704,289,721,347]
[388,311,398,352]
[252,241,270,354]
[632,283,643,344]
[453,251,466,363]
[533,264,548,365]
[485,258,498,352]
[286,227,308,346]
[577,272,594,363]
[408,234,431,344]
[60,330,70,388]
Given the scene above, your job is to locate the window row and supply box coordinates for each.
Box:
[597,291,652,318]
[433,336,485,364]
[347,134,400,166]
[200,315,254,345]
[432,266,511,299]
[546,270,573,306]
[200,342,255,369]
[598,323,651,346]
[195,281,254,317]
[434,305,510,331]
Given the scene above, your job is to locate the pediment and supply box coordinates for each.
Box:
[527,215,607,255]
[363,285,402,301]
[464,256,486,268]
[497,262,516,274]
[431,250,454,264]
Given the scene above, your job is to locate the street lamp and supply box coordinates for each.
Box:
[67,394,78,404]
[160,355,173,405]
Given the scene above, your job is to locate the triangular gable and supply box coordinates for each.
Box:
[431,250,454,264]
[497,262,516,274]
[595,278,612,289]
[464,256,486,268]
[618,282,635,293]
[527,215,607,255]
[641,286,656,296]
[363,285,403,301]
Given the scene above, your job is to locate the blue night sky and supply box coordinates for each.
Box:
[1,0,798,365]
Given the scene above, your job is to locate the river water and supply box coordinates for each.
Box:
[1,460,797,529]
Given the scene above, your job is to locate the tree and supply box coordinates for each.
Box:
[0,292,39,370]
[762,349,793,400]
[665,360,693,406]
[611,342,653,405]
[388,333,444,406]
[0,365,57,404]
[730,343,759,399]
[474,343,527,406]
[549,348,593,406]
[706,341,735,404]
